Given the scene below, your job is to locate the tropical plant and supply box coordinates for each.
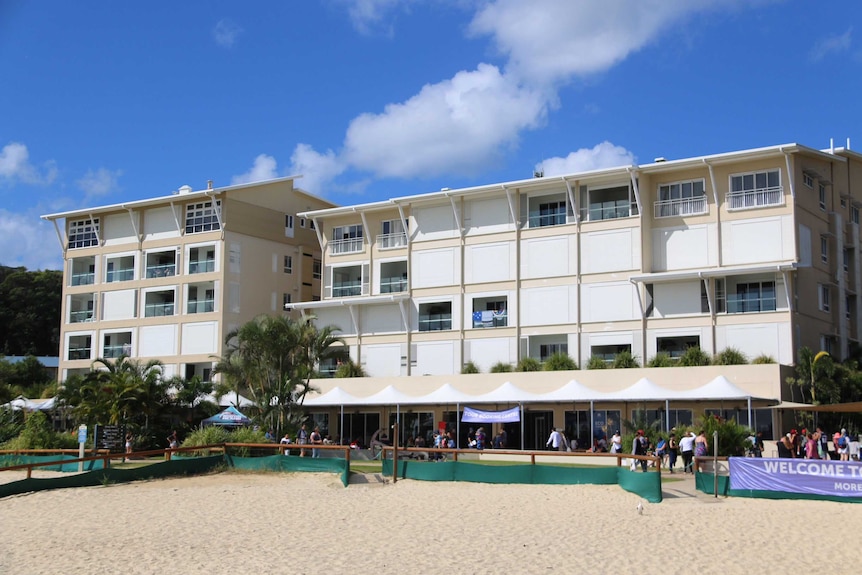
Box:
[612,351,640,369]
[677,347,711,367]
[0,408,24,445]
[515,357,541,372]
[0,410,77,450]
[785,347,838,405]
[751,354,776,364]
[712,347,748,365]
[461,362,479,374]
[335,359,366,378]
[696,412,753,457]
[543,352,577,371]
[646,352,674,367]
[490,362,512,373]
[586,356,608,370]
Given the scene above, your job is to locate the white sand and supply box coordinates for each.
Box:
[1,471,860,575]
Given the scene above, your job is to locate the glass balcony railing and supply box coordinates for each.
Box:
[472,311,508,328]
[725,294,777,314]
[418,314,452,332]
[187,299,215,314]
[380,277,407,293]
[103,344,131,359]
[587,200,632,221]
[145,263,176,278]
[332,282,362,298]
[330,237,364,255]
[653,197,708,218]
[71,272,95,286]
[69,310,94,323]
[528,211,566,228]
[106,268,134,283]
[68,347,91,361]
[727,186,784,210]
[377,232,407,249]
[144,302,175,317]
[188,259,215,274]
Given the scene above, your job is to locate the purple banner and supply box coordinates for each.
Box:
[729,457,862,498]
[461,406,520,423]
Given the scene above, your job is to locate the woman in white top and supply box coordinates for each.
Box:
[610,431,622,453]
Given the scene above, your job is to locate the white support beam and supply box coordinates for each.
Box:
[448,194,463,237]
[783,149,795,200]
[46,217,66,254]
[311,217,325,250]
[704,160,719,207]
[125,207,141,242]
[359,211,370,247]
[627,168,642,216]
[347,304,360,336]
[204,192,225,240]
[89,212,103,246]
[503,186,517,225]
[169,201,183,235]
[396,203,410,246]
[397,298,410,332]
[563,178,578,224]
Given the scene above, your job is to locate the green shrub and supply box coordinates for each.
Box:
[752,354,776,364]
[586,356,608,370]
[696,413,752,457]
[335,360,366,378]
[677,346,711,367]
[490,362,512,373]
[713,347,748,365]
[0,409,24,445]
[612,351,640,368]
[461,362,479,374]
[543,352,578,371]
[646,352,674,367]
[0,411,71,450]
[515,357,542,372]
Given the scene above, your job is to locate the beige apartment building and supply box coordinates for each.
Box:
[43,177,334,383]
[292,142,862,448]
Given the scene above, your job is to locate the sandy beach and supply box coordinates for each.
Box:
[1,470,860,575]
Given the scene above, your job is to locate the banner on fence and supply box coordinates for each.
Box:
[729,457,862,498]
[461,406,520,424]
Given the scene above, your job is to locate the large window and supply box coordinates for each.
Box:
[67,335,92,361]
[590,344,631,364]
[185,200,221,234]
[331,265,363,297]
[472,296,507,328]
[656,335,700,360]
[727,281,776,314]
[331,224,363,255]
[188,283,215,314]
[528,194,568,228]
[68,218,99,249]
[145,250,176,278]
[188,246,216,274]
[587,185,636,221]
[103,332,132,358]
[68,293,95,323]
[728,169,782,210]
[105,255,135,283]
[313,259,322,280]
[655,179,707,217]
[144,290,176,317]
[69,256,96,286]
[419,301,452,332]
[632,409,693,430]
[378,219,408,249]
[564,409,620,450]
[539,343,567,361]
[380,260,408,293]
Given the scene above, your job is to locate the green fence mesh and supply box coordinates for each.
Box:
[383,460,663,503]
[225,454,350,487]
[0,454,105,472]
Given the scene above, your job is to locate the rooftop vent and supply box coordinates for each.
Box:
[178,185,193,195]
[654,157,666,163]
[207,180,213,190]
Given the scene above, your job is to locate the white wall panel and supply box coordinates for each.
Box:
[582,228,635,274]
[466,242,512,283]
[521,236,571,278]
[465,197,511,235]
[181,321,218,355]
[102,289,136,321]
[103,213,137,246]
[139,325,177,357]
[312,308,355,335]
[581,282,638,322]
[652,225,712,271]
[723,217,787,265]
[413,204,457,241]
[652,281,701,317]
[413,248,456,288]
[415,341,455,376]
[798,224,811,267]
[362,344,402,377]
[143,206,180,240]
[521,286,576,326]
[360,304,403,334]
[467,337,515,372]
[717,322,791,365]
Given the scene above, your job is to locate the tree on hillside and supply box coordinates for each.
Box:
[213,315,344,437]
[0,266,62,356]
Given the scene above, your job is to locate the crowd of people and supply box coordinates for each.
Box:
[775,427,854,460]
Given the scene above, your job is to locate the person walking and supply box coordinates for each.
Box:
[310,426,323,458]
[680,431,695,474]
[546,428,564,451]
[298,423,309,457]
[667,432,679,472]
[632,430,648,472]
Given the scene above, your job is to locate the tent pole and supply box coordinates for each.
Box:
[340,405,344,446]
[747,397,752,431]
[590,400,594,451]
[456,402,460,448]
[666,399,670,434]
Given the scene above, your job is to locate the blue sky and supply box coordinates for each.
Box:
[1,0,859,270]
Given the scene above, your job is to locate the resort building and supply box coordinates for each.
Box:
[292,142,862,449]
[42,177,335,383]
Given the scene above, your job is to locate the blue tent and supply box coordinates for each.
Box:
[201,405,251,427]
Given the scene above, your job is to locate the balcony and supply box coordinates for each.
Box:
[145,302,175,317]
[419,313,452,332]
[727,186,784,211]
[187,299,215,314]
[330,237,364,255]
[106,268,134,283]
[725,294,777,314]
[69,310,94,323]
[653,197,708,218]
[332,281,362,298]
[587,200,631,221]
[103,344,131,359]
[528,212,566,228]
[377,232,407,250]
[68,346,91,361]
[71,272,95,286]
[380,277,408,293]
[472,310,508,328]
[145,263,176,278]
[189,259,215,274]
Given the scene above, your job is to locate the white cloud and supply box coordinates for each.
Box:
[809,28,853,62]
[469,0,715,86]
[0,210,63,270]
[77,167,122,201]
[289,144,346,195]
[213,19,243,48]
[344,64,547,178]
[539,141,636,177]
[341,0,409,35]
[0,142,57,186]
[231,154,279,185]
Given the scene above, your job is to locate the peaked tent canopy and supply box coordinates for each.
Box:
[201,405,252,427]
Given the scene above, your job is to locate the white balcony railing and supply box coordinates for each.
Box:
[653,196,708,218]
[330,237,364,255]
[377,232,407,249]
[69,310,94,323]
[727,186,784,211]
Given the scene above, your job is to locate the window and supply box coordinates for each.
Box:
[821,236,829,264]
[728,169,782,210]
[188,283,215,314]
[819,184,827,211]
[656,335,700,360]
[68,294,95,323]
[590,344,631,364]
[70,256,96,286]
[67,335,92,361]
[103,332,132,359]
[379,219,408,249]
[728,282,776,313]
[852,206,859,225]
[310,219,316,230]
[844,249,850,273]
[846,295,853,321]
[531,200,567,227]
[701,281,710,313]
[285,215,294,238]
[715,279,726,314]
[283,255,292,274]
[418,301,452,331]
[105,255,135,283]
[185,201,221,234]
[380,260,408,293]
[312,258,322,280]
[819,284,830,312]
[283,293,292,307]
[68,218,99,249]
[655,179,707,218]
[803,173,814,188]
[331,265,364,297]
[188,246,216,274]
[539,343,567,361]
[472,296,507,328]
[820,335,835,355]
[331,224,363,254]
[145,251,176,278]
[299,217,306,228]
[144,290,175,317]
[587,185,636,221]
